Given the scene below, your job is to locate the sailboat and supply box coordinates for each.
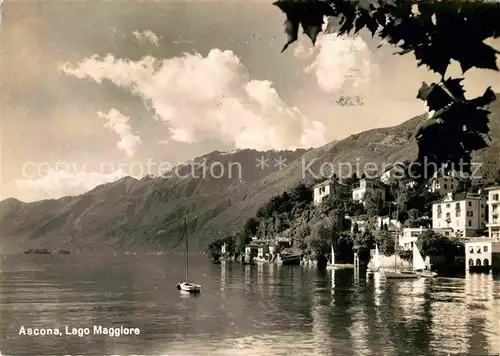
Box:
[414,246,437,278]
[382,211,419,279]
[326,245,354,269]
[366,244,381,276]
[176,218,201,293]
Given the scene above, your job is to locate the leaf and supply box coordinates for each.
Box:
[416,81,432,102]
[354,9,379,35]
[469,87,496,108]
[281,18,300,52]
[456,41,499,73]
[441,78,466,102]
[417,83,454,112]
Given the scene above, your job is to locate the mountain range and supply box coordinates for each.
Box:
[1,96,499,253]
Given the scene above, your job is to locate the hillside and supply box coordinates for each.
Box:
[1,97,499,253]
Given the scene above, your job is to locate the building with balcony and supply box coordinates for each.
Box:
[352,178,386,205]
[486,185,500,239]
[465,237,500,273]
[399,227,427,251]
[428,169,458,196]
[313,178,349,205]
[432,192,486,238]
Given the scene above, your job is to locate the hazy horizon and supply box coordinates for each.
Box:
[2,1,499,202]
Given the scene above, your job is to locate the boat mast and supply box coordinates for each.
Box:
[394,190,399,272]
[185,217,189,282]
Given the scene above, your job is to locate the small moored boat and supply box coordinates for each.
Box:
[326,245,354,270]
[176,218,201,293]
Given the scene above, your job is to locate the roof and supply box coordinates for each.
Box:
[485,185,500,191]
[433,192,483,204]
[313,178,348,189]
[465,237,500,244]
[246,242,269,248]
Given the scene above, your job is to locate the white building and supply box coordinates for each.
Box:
[376,215,401,231]
[486,185,500,239]
[347,216,367,232]
[431,192,486,238]
[428,169,458,196]
[399,227,427,251]
[313,179,349,205]
[465,237,500,273]
[352,178,386,205]
[380,163,406,184]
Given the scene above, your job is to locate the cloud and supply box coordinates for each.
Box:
[15,168,128,201]
[305,33,373,94]
[132,30,161,46]
[172,38,196,45]
[97,108,141,157]
[60,49,326,150]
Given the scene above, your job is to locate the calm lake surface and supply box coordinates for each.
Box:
[1,254,500,356]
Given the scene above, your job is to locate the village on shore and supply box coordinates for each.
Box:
[208,163,500,276]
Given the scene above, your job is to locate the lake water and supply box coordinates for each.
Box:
[1,254,500,356]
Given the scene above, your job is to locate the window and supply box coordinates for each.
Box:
[476,259,482,266]
[446,213,450,219]
[456,210,461,217]
[468,201,472,207]
[469,247,474,253]
[444,184,448,189]
[468,221,472,227]
[469,258,474,266]
[484,246,488,252]
[446,204,450,208]
[484,259,489,266]
[455,203,460,209]
[493,194,499,201]
[467,211,473,217]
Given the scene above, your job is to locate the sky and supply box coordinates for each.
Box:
[1,0,499,202]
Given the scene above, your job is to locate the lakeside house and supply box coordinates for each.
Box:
[376,215,401,231]
[431,191,486,238]
[352,178,386,205]
[465,236,500,273]
[399,227,427,251]
[244,240,275,263]
[313,178,349,205]
[428,169,458,196]
[486,185,500,239]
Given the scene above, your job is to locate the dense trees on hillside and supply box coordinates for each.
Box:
[273,0,499,180]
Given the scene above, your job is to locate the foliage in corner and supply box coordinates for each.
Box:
[274,0,499,180]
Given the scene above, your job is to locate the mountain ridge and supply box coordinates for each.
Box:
[1,98,499,253]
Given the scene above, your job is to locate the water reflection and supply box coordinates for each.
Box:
[220,261,226,294]
[464,273,500,354]
[348,288,370,355]
[373,272,382,307]
[244,264,251,290]
[257,263,263,294]
[2,255,500,356]
[430,278,469,354]
[268,263,274,284]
